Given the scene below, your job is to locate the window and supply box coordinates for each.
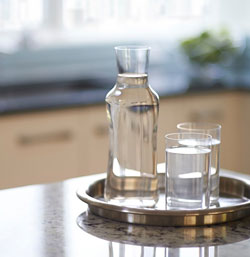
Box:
[0,0,210,52]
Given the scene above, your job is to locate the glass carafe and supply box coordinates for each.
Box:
[104,46,159,208]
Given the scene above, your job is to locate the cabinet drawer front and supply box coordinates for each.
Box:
[158,92,242,172]
[0,110,81,189]
[17,130,73,146]
[78,105,109,175]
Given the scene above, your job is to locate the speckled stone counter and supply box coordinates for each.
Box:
[1,171,250,257]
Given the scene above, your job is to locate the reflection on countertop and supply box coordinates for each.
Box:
[77,211,250,248]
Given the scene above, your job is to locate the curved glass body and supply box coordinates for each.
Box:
[104,46,159,207]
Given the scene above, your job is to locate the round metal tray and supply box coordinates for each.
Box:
[76,173,250,226]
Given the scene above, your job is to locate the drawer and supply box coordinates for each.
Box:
[0,109,82,189]
[158,92,242,172]
[78,105,109,175]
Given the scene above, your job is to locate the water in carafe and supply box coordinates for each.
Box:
[104,46,159,208]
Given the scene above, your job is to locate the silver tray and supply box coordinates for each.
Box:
[76,173,250,226]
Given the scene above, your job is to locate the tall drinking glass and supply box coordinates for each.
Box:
[177,122,221,205]
[165,133,212,210]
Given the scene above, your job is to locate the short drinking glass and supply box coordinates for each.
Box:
[177,122,221,205]
[165,133,212,210]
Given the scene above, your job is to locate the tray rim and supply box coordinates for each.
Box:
[76,172,250,225]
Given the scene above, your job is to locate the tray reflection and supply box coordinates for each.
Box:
[77,211,250,248]
[77,211,250,257]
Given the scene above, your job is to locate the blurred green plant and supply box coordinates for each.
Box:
[181,29,237,66]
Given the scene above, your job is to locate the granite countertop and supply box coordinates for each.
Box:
[0,77,248,116]
[1,170,250,257]
[0,78,110,115]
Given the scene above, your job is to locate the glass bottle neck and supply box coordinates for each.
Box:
[116,73,148,87]
[115,46,150,74]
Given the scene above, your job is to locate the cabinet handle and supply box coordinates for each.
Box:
[18,130,73,146]
[93,125,109,137]
[189,110,224,122]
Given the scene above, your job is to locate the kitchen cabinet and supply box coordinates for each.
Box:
[239,93,250,173]
[78,91,249,175]
[0,90,249,189]
[0,105,109,189]
[78,105,109,175]
[158,91,243,173]
[0,109,82,188]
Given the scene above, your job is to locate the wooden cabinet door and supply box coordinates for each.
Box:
[0,109,81,189]
[78,105,109,175]
[239,94,250,174]
[0,91,248,189]
[158,92,243,173]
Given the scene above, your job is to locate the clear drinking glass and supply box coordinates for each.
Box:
[104,46,159,208]
[165,133,212,210]
[177,122,221,205]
